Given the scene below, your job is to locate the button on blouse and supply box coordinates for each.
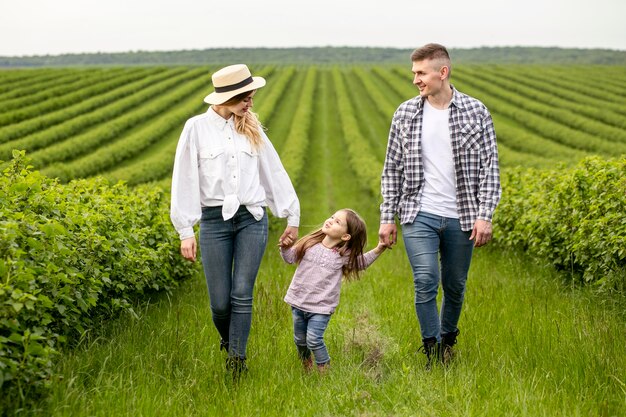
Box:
[171,107,300,240]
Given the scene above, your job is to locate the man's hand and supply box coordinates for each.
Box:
[279,226,299,247]
[180,237,197,262]
[378,223,397,248]
[469,220,493,247]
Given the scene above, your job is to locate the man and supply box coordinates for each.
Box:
[379,43,501,369]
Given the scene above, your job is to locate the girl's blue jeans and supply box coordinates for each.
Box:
[402,211,474,342]
[291,307,332,365]
[199,206,268,359]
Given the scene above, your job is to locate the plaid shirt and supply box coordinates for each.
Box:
[380,85,501,231]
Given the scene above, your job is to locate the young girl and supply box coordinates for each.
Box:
[279,209,386,371]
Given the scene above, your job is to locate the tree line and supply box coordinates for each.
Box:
[1,46,625,67]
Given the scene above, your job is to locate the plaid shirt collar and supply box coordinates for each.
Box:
[409,85,467,118]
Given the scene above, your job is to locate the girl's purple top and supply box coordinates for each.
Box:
[281,243,380,315]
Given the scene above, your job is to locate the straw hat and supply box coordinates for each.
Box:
[204,64,266,105]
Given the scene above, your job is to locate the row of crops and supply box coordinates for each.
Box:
[1,65,625,186]
[0,64,625,410]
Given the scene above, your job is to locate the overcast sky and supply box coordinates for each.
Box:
[2,0,625,56]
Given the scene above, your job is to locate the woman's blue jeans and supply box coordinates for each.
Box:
[199,206,268,359]
[291,307,332,365]
[402,211,474,342]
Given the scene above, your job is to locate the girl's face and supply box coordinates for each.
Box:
[224,91,255,117]
[322,211,350,240]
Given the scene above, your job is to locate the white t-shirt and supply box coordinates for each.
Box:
[419,99,459,218]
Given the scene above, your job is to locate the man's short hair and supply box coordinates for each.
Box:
[410,43,450,63]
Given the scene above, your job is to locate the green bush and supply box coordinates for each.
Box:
[494,156,626,292]
[0,151,196,409]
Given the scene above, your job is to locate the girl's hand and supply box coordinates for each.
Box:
[180,237,197,262]
[279,226,298,248]
[374,241,388,254]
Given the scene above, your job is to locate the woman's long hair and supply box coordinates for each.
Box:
[221,90,264,149]
[292,209,368,280]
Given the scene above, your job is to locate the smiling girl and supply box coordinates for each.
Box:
[279,209,386,371]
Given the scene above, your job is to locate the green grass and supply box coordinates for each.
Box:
[25,239,625,417]
[11,64,626,416]
[25,89,626,417]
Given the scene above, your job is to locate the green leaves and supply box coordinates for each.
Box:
[0,152,197,407]
[494,156,626,292]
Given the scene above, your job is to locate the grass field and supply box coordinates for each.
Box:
[29,214,626,417]
[5,65,623,416]
[0,66,626,417]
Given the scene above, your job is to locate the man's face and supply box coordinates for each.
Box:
[411,59,446,97]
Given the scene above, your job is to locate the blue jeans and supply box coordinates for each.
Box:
[402,211,474,342]
[291,307,332,366]
[199,206,268,359]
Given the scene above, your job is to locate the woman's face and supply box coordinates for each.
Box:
[224,90,256,117]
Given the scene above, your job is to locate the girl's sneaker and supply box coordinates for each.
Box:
[302,357,314,372]
[317,362,330,374]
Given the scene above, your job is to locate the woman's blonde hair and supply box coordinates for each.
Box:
[291,209,368,280]
[220,90,264,149]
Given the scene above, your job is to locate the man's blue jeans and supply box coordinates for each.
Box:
[402,211,474,341]
[291,307,332,365]
[199,206,268,359]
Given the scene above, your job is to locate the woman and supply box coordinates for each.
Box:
[170,64,300,375]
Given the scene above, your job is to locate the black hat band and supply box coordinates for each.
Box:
[214,76,254,93]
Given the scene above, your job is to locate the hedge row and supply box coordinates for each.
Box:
[332,69,382,197]
[279,67,317,186]
[450,72,626,156]
[0,68,199,163]
[0,67,167,145]
[0,152,197,408]
[494,156,626,292]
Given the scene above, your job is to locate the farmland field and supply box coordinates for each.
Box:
[1,65,625,184]
[1,65,625,416]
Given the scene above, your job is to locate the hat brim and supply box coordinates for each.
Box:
[203,76,266,105]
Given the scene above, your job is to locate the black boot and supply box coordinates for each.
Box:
[418,337,440,370]
[440,329,460,365]
[226,356,248,379]
[219,338,229,353]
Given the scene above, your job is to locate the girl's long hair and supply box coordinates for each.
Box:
[221,90,264,149]
[292,209,368,280]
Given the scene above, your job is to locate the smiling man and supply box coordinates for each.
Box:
[378,43,501,369]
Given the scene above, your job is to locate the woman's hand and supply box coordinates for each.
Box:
[180,237,197,262]
[279,226,298,247]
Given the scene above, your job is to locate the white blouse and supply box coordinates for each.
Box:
[170,107,300,240]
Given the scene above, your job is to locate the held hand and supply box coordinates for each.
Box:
[374,241,389,254]
[469,219,493,247]
[180,237,197,262]
[378,223,397,248]
[279,226,299,247]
